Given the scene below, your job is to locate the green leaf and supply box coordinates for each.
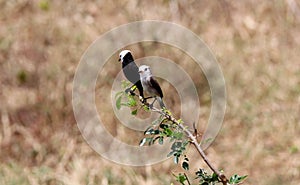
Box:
[167,150,176,157]
[163,127,173,137]
[144,128,154,135]
[171,142,182,150]
[182,161,189,170]
[184,156,189,161]
[39,0,49,11]
[148,137,155,145]
[131,109,138,115]
[139,137,155,146]
[143,105,150,111]
[164,109,172,115]
[177,174,186,184]
[127,96,137,106]
[159,123,168,129]
[196,169,209,181]
[17,70,27,84]
[290,145,299,154]
[229,174,248,184]
[177,119,184,124]
[116,95,122,110]
[139,138,147,146]
[173,173,187,185]
[158,137,164,145]
[144,128,159,135]
[211,172,218,181]
[174,155,179,164]
[153,136,164,144]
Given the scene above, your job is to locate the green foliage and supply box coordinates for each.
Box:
[17,70,27,84]
[116,82,247,185]
[195,169,219,185]
[229,174,248,184]
[140,115,189,167]
[182,156,189,170]
[127,95,137,107]
[173,173,188,185]
[115,91,123,110]
[168,141,189,164]
[38,0,49,11]
[194,169,248,185]
[115,81,139,113]
[290,145,299,154]
[143,105,150,111]
[131,109,138,115]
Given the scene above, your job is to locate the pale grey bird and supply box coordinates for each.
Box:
[138,65,165,108]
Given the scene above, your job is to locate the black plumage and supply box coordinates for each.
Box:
[147,77,163,98]
[119,51,144,99]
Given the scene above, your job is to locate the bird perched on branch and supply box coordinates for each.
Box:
[118,50,144,101]
[138,65,165,109]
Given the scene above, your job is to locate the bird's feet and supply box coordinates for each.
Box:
[140,96,147,104]
[143,102,153,109]
[148,102,155,109]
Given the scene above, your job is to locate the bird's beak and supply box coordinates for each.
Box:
[138,70,142,73]
[118,58,121,62]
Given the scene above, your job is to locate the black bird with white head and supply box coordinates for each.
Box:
[118,50,144,100]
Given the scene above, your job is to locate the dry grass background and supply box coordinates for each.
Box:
[0,0,300,185]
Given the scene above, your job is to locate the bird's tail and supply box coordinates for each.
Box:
[157,97,166,109]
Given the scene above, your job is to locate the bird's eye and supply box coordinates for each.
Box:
[145,68,147,71]
[119,55,121,57]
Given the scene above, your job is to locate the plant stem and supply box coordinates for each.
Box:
[150,106,229,185]
[184,173,191,185]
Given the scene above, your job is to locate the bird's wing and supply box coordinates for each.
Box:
[123,62,140,84]
[149,77,163,98]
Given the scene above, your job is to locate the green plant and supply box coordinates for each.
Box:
[38,0,49,11]
[116,81,247,185]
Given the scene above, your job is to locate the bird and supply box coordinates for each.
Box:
[118,50,144,101]
[138,65,165,109]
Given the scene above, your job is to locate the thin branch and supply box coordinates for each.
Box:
[128,92,229,184]
[149,105,229,185]
[184,173,191,185]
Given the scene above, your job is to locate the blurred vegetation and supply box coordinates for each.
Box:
[0,0,300,185]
